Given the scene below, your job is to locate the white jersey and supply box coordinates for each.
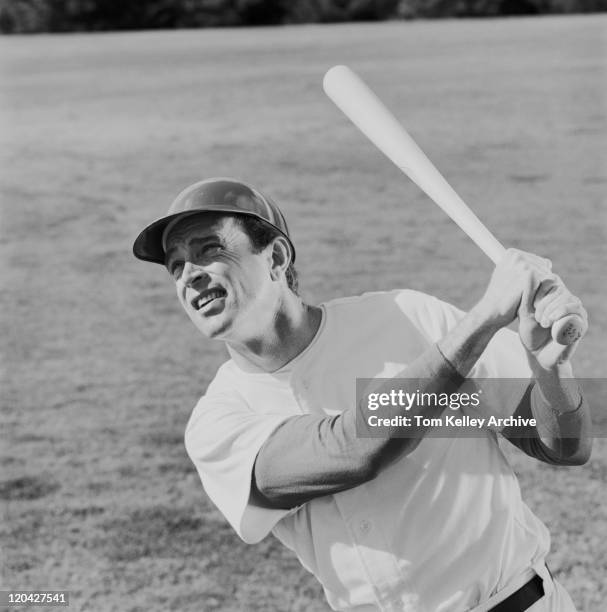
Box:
[185,290,571,611]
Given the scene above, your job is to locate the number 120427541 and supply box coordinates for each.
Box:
[1,591,69,606]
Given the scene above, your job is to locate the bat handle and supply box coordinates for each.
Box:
[486,245,585,346]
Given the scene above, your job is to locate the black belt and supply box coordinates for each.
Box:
[490,574,544,612]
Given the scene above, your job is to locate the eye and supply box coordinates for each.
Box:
[168,260,184,280]
[197,244,222,260]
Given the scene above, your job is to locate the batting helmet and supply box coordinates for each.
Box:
[132,177,295,265]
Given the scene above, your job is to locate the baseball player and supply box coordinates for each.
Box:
[133,177,591,612]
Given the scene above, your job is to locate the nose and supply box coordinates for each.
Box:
[182,261,208,288]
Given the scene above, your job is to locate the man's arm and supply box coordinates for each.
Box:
[501,258,592,465]
[253,308,495,509]
[503,367,592,466]
[254,249,590,508]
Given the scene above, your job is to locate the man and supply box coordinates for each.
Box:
[133,177,591,612]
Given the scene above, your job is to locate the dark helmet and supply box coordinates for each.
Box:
[132,177,295,265]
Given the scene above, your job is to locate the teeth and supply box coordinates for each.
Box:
[197,290,224,309]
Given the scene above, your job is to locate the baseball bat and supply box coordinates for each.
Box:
[323,65,585,346]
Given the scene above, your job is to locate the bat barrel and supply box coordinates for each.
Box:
[324,66,506,263]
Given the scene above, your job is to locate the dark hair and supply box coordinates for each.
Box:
[234,215,299,295]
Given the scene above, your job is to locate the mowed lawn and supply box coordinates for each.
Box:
[1,15,606,611]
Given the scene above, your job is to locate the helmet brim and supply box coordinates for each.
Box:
[133,208,296,266]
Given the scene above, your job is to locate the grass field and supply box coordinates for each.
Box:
[1,14,606,612]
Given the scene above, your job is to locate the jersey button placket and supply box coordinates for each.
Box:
[359,519,372,535]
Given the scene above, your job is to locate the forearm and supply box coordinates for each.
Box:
[254,310,500,509]
[527,366,592,464]
[436,305,501,377]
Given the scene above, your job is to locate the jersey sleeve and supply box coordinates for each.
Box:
[393,289,467,345]
[184,391,294,544]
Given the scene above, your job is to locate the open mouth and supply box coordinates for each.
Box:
[191,288,227,311]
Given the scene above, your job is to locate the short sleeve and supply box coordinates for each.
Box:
[469,326,533,379]
[184,393,293,544]
[394,290,468,344]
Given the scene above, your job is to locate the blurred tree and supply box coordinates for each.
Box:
[236,0,289,24]
[346,0,401,20]
[286,0,399,22]
[285,0,323,22]
[73,0,145,30]
[456,0,502,15]
[396,0,605,15]
[0,0,50,33]
[169,1,242,28]
[396,0,465,18]
[499,0,540,14]
[548,0,607,9]
[0,0,605,32]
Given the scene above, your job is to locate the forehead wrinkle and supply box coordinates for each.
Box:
[165,236,221,267]
[165,214,227,253]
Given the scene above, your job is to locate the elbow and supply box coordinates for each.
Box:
[353,454,381,483]
[253,483,290,510]
[354,438,419,482]
[566,438,593,466]
[252,469,297,510]
[561,453,590,467]
[554,437,593,466]
[252,463,285,509]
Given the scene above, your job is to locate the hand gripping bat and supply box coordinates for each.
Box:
[323,65,586,346]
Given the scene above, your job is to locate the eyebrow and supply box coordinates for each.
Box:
[164,235,221,265]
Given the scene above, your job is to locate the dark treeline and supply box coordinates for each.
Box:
[1,0,605,33]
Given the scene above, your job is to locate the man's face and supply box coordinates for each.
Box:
[164,214,276,341]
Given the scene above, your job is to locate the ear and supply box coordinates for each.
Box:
[268,236,292,281]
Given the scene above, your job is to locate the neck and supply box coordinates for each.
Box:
[226,294,322,373]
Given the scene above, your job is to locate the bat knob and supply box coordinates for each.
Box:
[551,314,587,346]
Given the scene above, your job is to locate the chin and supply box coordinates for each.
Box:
[193,315,232,341]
